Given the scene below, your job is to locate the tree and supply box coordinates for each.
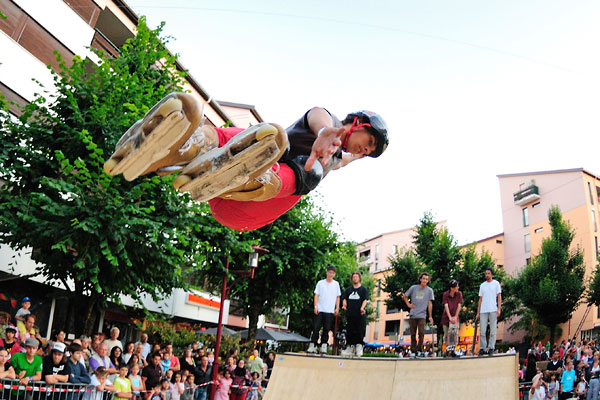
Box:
[200,197,361,348]
[518,205,586,346]
[383,212,515,348]
[0,18,244,334]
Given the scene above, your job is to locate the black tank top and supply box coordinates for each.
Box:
[284,108,343,161]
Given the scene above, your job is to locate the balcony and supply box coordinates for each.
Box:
[514,184,540,206]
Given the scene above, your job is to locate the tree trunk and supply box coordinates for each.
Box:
[83,296,99,335]
[549,323,556,347]
[247,307,260,349]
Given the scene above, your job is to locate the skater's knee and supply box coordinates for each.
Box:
[284,155,323,195]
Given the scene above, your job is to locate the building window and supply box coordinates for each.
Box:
[534,227,543,233]
[593,211,598,233]
[496,239,503,244]
[523,208,529,227]
[386,307,400,314]
[497,264,504,269]
[526,257,531,265]
[384,320,400,337]
[403,319,411,335]
[376,300,380,318]
[359,249,371,263]
[375,262,379,271]
[524,233,531,252]
[393,245,398,254]
[589,182,595,205]
[377,281,382,297]
[596,237,599,259]
[596,187,600,204]
[532,202,541,208]
[375,244,380,260]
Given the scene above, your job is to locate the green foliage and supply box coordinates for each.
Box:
[200,334,242,360]
[139,319,200,355]
[0,17,246,333]
[362,352,398,358]
[586,260,600,306]
[508,308,562,343]
[517,205,586,345]
[383,212,515,343]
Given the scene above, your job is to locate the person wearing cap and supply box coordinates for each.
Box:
[442,279,463,355]
[10,337,43,387]
[402,272,435,357]
[529,372,547,400]
[42,341,70,384]
[0,325,21,361]
[15,297,32,338]
[308,266,341,354]
[341,271,369,357]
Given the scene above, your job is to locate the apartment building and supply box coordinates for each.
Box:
[498,168,600,343]
[0,0,272,338]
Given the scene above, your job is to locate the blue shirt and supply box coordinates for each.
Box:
[561,369,576,392]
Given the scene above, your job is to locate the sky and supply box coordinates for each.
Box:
[126,0,600,244]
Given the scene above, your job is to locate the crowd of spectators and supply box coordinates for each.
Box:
[0,298,276,400]
[521,339,600,400]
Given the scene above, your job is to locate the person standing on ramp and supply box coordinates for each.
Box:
[341,272,369,357]
[308,266,341,354]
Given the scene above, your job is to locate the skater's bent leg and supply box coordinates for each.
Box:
[417,318,426,353]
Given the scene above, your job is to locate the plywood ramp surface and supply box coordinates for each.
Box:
[263,353,518,400]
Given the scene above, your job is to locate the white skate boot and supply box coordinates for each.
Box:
[320,344,328,354]
[355,344,364,357]
[341,345,355,357]
[307,343,316,354]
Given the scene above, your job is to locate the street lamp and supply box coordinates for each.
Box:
[210,245,269,400]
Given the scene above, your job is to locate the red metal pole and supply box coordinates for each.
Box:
[209,260,229,400]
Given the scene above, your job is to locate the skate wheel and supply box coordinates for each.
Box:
[173,174,191,189]
[255,124,277,141]
[103,158,119,174]
[158,98,183,117]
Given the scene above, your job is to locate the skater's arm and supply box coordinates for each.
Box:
[402,293,415,309]
[342,299,347,310]
[360,299,367,315]
[335,153,364,170]
[427,301,433,325]
[314,294,319,315]
[305,107,344,171]
[334,296,340,316]
[496,293,502,318]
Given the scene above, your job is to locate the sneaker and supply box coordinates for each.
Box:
[320,344,328,354]
[307,343,316,353]
[341,345,354,357]
[478,349,486,356]
[488,348,495,356]
[355,344,363,357]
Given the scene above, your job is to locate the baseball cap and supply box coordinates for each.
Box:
[5,325,17,333]
[22,297,31,303]
[24,337,39,348]
[52,342,66,353]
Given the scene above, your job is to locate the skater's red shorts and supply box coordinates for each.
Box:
[208,127,302,231]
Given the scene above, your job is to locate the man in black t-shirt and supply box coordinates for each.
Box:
[42,342,70,400]
[341,272,369,357]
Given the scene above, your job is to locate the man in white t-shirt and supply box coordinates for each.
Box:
[477,267,502,356]
[307,266,341,354]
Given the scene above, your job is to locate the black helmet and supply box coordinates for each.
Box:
[346,111,389,158]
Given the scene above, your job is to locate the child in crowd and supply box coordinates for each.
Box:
[147,382,163,400]
[160,378,172,400]
[182,374,195,400]
[129,363,144,400]
[214,368,232,400]
[246,372,261,400]
[165,369,174,381]
[529,373,546,400]
[169,371,184,400]
[575,373,587,399]
[114,364,133,400]
[15,297,31,334]
[546,372,559,400]
[87,367,115,400]
[0,347,16,379]
[160,352,171,374]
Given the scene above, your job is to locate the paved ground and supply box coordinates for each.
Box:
[263,353,518,399]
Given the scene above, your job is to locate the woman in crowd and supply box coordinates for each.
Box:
[179,348,196,376]
[135,344,148,367]
[123,341,135,364]
[231,358,251,400]
[110,345,125,370]
[587,353,600,400]
[225,356,237,375]
[0,347,16,379]
[263,352,275,388]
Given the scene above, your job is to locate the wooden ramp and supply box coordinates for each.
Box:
[263,353,518,400]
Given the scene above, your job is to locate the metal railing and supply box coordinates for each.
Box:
[0,379,110,400]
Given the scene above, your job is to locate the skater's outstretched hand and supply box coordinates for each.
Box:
[305,127,344,171]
